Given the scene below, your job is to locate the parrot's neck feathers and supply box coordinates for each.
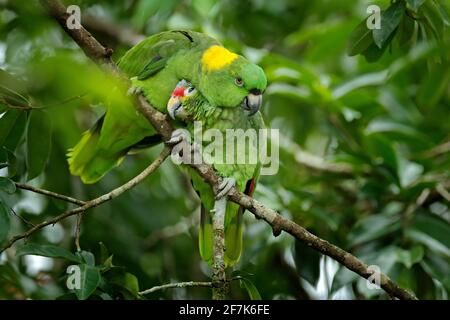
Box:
[201,45,238,71]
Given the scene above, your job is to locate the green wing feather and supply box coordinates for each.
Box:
[69,30,207,183]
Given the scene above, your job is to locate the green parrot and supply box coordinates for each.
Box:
[166,80,266,267]
[68,30,266,184]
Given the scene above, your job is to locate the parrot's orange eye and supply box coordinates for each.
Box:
[235,77,244,87]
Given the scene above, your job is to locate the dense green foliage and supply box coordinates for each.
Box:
[0,0,449,299]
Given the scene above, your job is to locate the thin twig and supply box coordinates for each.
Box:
[15,182,86,206]
[75,213,82,252]
[139,281,213,295]
[10,208,35,228]
[436,183,450,202]
[83,14,145,47]
[1,148,170,253]
[37,0,418,300]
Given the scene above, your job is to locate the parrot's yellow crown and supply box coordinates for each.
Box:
[201,45,238,71]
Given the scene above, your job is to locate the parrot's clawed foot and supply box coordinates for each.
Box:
[127,86,143,96]
[215,177,236,200]
[167,128,195,165]
[167,128,190,145]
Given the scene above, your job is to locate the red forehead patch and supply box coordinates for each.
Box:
[173,86,185,97]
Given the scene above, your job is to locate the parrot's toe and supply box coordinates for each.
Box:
[127,86,143,96]
[167,128,190,145]
[215,177,236,200]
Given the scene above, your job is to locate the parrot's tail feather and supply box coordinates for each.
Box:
[67,116,125,184]
[199,205,214,265]
[224,206,244,266]
[198,202,244,267]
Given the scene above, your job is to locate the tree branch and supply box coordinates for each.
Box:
[37,0,417,300]
[39,0,113,64]
[1,147,170,253]
[82,14,145,47]
[139,281,213,295]
[15,182,86,206]
[211,198,228,300]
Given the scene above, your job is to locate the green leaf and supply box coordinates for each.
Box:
[0,202,11,244]
[239,278,262,300]
[364,133,398,172]
[76,250,96,266]
[4,111,27,152]
[407,0,427,12]
[348,212,401,246]
[0,69,30,107]
[362,29,397,62]
[103,268,140,298]
[417,63,450,109]
[16,243,82,263]
[0,176,16,194]
[99,242,110,264]
[26,110,52,180]
[397,155,423,188]
[347,19,374,56]
[421,0,445,40]
[396,245,424,268]
[294,240,321,285]
[406,214,450,258]
[420,252,450,291]
[75,264,101,300]
[0,110,21,147]
[373,2,405,48]
[398,15,416,45]
[5,149,17,178]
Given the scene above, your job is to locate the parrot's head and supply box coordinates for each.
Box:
[167,79,198,121]
[200,45,267,116]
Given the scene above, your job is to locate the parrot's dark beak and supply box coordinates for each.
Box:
[242,91,262,116]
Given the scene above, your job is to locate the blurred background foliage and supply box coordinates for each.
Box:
[0,0,449,300]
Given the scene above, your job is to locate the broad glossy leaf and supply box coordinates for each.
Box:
[0,201,11,244]
[5,149,17,178]
[239,277,262,300]
[294,240,321,285]
[347,19,374,56]
[364,133,398,171]
[75,264,101,300]
[0,110,21,147]
[3,111,27,152]
[76,250,96,266]
[406,214,450,258]
[373,2,405,48]
[347,213,401,246]
[103,268,140,299]
[16,243,82,263]
[0,69,30,107]
[420,252,450,291]
[396,246,424,268]
[26,110,52,180]
[362,29,397,62]
[0,176,16,194]
[397,156,423,188]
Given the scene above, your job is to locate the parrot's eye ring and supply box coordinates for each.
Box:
[235,77,244,87]
[185,86,196,96]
